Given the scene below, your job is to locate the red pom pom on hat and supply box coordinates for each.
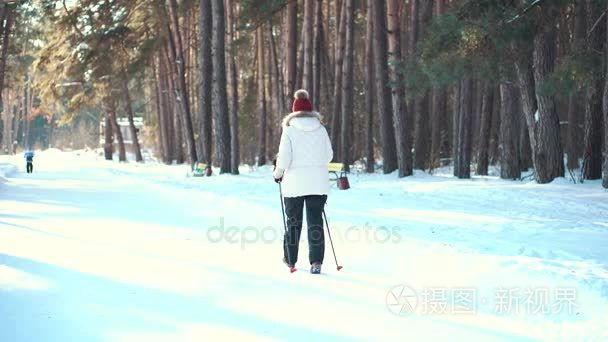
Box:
[292,89,313,112]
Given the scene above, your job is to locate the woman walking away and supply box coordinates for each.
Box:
[24,151,34,173]
[274,89,333,274]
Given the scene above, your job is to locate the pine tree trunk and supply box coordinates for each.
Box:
[582,1,604,180]
[387,0,412,177]
[431,0,448,170]
[0,5,13,104]
[122,71,143,162]
[167,0,197,165]
[107,93,126,162]
[566,93,580,169]
[302,0,314,98]
[313,0,323,109]
[23,78,30,149]
[519,112,533,172]
[104,109,114,160]
[161,53,176,163]
[284,0,297,102]
[211,0,232,173]
[455,79,473,179]
[372,0,398,174]
[256,27,267,166]
[226,0,240,174]
[295,18,306,91]
[499,82,520,180]
[489,86,501,165]
[583,79,604,180]
[266,36,275,158]
[411,0,432,170]
[476,82,494,176]
[452,83,461,170]
[199,0,213,165]
[514,52,538,168]
[163,43,183,164]
[331,0,346,160]
[365,0,375,173]
[532,18,565,183]
[269,22,285,119]
[340,0,354,171]
[603,0,608,189]
[173,96,184,164]
[472,80,484,155]
[567,0,586,170]
[153,57,170,163]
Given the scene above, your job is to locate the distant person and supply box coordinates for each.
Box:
[24,151,34,173]
[273,89,333,274]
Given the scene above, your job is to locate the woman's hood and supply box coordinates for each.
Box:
[282,111,323,131]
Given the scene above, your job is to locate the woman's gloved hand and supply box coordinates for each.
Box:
[272,159,283,183]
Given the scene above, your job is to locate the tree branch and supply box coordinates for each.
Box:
[62,0,85,38]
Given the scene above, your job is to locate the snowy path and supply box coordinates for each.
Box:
[1,150,607,341]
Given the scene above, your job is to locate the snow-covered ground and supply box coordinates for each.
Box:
[0,149,607,341]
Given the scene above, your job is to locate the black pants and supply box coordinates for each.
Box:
[26,162,33,173]
[283,195,327,265]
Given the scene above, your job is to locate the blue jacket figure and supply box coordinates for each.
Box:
[24,151,34,173]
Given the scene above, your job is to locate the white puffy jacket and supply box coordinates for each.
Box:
[273,111,334,198]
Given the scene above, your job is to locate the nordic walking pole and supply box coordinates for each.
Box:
[323,210,343,271]
[279,182,297,273]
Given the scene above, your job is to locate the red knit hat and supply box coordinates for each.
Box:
[292,89,313,112]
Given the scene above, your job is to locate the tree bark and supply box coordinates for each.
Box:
[121,71,143,162]
[519,111,533,171]
[514,53,538,166]
[103,111,114,160]
[499,82,520,180]
[567,0,586,170]
[211,0,232,173]
[227,0,240,174]
[583,79,604,180]
[365,0,375,173]
[167,0,197,165]
[331,0,346,160]
[476,82,494,176]
[454,78,473,179]
[0,4,14,104]
[256,27,267,166]
[489,86,501,165]
[411,0,431,170]
[153,57,170,163]
[372,0,398,174]
[312,0,323,109]
[387,0,412,177]
[302,0,314,99]
[284,0,297,102]
[532,17,565,183]
[340,0,354,171]
[161,53,177,163]
[603,0,608,189]
[269,22,285,120]
[582,1,604,180]
[107,93,126,162]
[452,83,461,170]
[199,0,213,166]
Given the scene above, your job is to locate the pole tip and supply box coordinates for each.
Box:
[290,267,297,273]
[337,266,343,271]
